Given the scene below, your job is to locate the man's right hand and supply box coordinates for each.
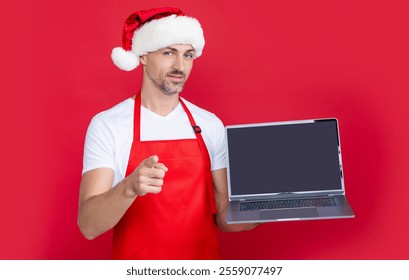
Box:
[78,155,168,239]
[127,155,168,197]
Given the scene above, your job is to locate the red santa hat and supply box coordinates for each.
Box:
[111,7,205,71]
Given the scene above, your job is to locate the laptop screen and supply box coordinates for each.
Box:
[226,119,343,196]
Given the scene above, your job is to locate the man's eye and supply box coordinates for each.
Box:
[185,53,194,59]
[164,51,173,56]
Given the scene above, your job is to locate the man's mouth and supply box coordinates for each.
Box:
[167,73,185,83]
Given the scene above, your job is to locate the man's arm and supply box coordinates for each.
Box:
[212,168,259,232]
[77,155,167,240]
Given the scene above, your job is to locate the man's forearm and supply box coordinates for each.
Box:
[78,177,137,240]
[216,206,259,232]
[212,168,259,232]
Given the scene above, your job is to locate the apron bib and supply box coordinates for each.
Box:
[111,94,220,259]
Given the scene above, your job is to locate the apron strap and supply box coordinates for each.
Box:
[179,98,217,215]
[133,93,142,142]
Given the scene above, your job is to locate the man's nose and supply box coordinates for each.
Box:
[173,55,185,72]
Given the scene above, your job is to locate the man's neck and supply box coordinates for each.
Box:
[139,87,180,117]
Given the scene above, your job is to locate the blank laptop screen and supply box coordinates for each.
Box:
[227,120,343,196]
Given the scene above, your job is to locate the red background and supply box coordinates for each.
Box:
[2,0,408,259]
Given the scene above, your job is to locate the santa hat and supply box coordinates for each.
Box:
[111,7,205,71]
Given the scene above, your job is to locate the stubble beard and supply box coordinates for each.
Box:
[148,70,186,96]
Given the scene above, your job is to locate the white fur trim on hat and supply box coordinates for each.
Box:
[111,14,205,71]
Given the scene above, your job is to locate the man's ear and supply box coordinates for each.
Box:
[139,55,147,66]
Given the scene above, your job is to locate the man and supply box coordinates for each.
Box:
[78,7,257,260]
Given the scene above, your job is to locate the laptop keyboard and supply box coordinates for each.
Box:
[239,197,336,211]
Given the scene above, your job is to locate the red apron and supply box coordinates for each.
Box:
[111,94,220,259]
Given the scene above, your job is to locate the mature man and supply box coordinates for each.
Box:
[78,7,256,260]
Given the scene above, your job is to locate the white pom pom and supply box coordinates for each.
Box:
[111,47,139,71]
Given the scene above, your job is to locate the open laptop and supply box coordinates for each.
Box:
[225,118,354,224]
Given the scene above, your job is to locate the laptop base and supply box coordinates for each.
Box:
[226,195,354,224]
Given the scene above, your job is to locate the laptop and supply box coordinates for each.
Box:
[225,118,354,224]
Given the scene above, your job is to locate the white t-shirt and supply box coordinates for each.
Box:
[82,98,227,187]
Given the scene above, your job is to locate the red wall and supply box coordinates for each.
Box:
[2,0,408,259]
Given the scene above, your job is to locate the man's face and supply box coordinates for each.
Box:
[141,44,195,95]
